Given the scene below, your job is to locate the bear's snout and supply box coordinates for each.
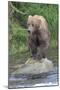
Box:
[27,25,34,34]
[27,29,31,33]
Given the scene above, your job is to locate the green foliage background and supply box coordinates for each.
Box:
[9,2,58,56]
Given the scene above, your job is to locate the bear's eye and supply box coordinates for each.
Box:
[32,24,34,27]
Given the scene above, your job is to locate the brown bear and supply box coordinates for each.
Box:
[27,15,50,60]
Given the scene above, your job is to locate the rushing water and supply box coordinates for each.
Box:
[8,67,58,88]
[8,48,58,88]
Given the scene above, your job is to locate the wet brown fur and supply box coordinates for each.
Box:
[27,15,50,59]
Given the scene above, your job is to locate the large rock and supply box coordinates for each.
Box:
[12,58,53,75]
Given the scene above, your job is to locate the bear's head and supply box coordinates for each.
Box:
[27,15,41,34]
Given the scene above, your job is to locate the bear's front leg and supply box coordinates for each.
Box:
[37,41,49,60]
[30,43,37,59]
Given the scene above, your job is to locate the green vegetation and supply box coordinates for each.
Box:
[9,2,58,56]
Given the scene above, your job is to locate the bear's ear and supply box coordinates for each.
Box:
[28,15,32,18]
[27,15,32,24]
